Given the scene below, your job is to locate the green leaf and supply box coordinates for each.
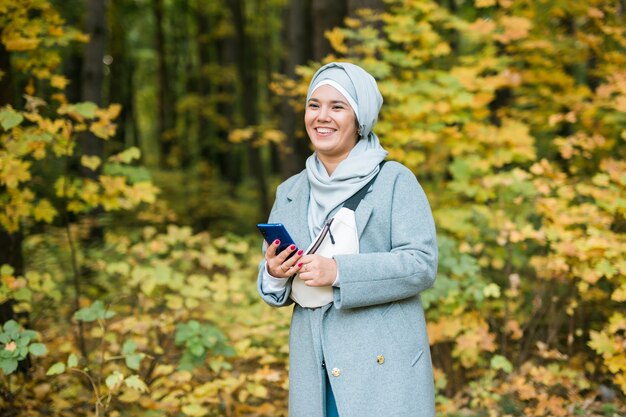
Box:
[0,265,14,276]
[67,353,78,368]
[124,374,148,392]
[67,102,97,118]
[46,362,66,375]
[125,353,142,371]
[0,358,18,375]
[190,343,205,357]
[0,108,24,130]
[109,147,141,164]
[106,371,124,390]
[74,300,115,322]
[122,339,137,355]
[28,343,47,356]
[3,320,20,336]
[103,164,152,184]
[490,355,513,373]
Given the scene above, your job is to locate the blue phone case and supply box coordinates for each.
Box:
[257,223,296,257]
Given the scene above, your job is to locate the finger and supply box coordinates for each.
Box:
[265,239,281,259]
[276,244,298,262]
[283,249,304,269]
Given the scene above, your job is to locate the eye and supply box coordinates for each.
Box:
[333,105,345,110]
[308,102,319,109]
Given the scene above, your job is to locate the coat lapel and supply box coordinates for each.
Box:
[354,199,373,238]
[270,175,312,250]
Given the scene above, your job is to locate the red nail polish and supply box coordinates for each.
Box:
[274,239,280,245]
[290,244,296,250]
[297,249,303,255]
[297,262,303,267]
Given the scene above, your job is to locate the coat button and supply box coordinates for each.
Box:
[377,355,385,364]
[331,367,341,377]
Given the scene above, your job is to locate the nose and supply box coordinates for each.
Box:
[317,105,331,122]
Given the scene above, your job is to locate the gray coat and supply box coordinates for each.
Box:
[257,161,437,417]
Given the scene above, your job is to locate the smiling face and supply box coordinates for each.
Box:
[305,84,359,170]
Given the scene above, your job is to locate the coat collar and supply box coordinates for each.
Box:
[273,173,376,250]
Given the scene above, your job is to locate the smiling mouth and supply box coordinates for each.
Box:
[315,128,336,135]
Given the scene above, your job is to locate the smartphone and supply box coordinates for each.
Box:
[257,223,297,259]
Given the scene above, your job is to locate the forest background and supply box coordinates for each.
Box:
[1,0,625,416]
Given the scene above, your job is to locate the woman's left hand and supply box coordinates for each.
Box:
[297,254,337,287]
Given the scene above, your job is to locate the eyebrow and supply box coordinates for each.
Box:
[308,98,349,106]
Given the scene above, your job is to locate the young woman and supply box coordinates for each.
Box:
[257,62,438,417]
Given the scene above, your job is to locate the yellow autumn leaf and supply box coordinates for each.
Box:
[89,119,116,139]
[4,37,40,51]
[615,373,626,396]
[80,155,101,171]
[483,283,501,298]
[33,199,57,223]
[325,27,348,54]
[608,313,626,334]
[181,404,209,417]
[128,182,159,205]
[605,355,626,374]
[80,180,101,206]
[588,330,616,358]
[109,146,141,164]
[228,127,254,143]
[117,388,141,403]
[96,103,122,120]
[50,75,69,90]
[495,16,532,43]
[67,201,86,213]
[1,158,32,188]
[245,382,268,399]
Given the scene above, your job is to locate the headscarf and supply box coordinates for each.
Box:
[305,62,388,238]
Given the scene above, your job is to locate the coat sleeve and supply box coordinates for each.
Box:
[256,185,295,308]
[332,167,437,309]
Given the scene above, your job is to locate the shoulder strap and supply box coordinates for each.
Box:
[343,161,387,211]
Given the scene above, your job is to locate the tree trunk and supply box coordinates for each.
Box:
[108,0,134,147]
[216,12,241,184]
[195,3,216,166]
[82,0,106,166]
[312,0,347,60]
[229,0,269,217]
[153,0,173,167]
[279,0,312,178]
[81,0,107,246]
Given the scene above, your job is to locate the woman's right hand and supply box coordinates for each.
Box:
[265,240,304,278]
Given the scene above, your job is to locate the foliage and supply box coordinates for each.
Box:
[1,0,625,416]
[1,227,290,416]
[0,319,46,375]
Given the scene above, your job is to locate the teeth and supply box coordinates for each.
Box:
[317,128,334,134]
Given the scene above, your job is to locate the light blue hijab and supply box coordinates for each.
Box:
[305,62,388,238]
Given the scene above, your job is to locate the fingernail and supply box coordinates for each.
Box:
[274,239,280,245]
[297,262,303,267]
[290,244,296,250]
[297,249,303,255]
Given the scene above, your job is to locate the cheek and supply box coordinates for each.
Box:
[304,112,315,128]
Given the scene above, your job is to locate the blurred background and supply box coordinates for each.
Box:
[0,0,625,416]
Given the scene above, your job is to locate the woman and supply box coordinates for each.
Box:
[257,62,438,417]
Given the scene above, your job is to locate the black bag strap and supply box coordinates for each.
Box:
[343,161,387,211]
